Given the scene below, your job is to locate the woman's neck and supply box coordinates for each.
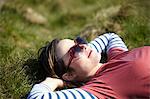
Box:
[87,63,103,79]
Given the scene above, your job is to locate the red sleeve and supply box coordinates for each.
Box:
[107,48,127,61]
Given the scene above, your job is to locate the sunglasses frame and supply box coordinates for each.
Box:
[56,37,87,76]
[65,37,87,73]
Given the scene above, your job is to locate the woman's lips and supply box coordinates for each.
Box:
[88,50,92,58]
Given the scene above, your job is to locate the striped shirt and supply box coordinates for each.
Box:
[28,84,97,99]
[88,33,128,53]
[28,33,128,99]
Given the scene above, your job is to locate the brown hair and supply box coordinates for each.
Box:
[38,39,66,78]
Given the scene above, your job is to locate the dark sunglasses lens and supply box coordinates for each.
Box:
[75,37,87,44]
[74,46,81,52]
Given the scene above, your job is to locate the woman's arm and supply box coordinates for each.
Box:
[88,32,128,60]
[27,77,97,99]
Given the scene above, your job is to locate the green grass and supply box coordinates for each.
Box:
[0,0,150,98]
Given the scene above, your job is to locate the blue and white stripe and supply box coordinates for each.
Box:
[88,33,128,53]
[27,84,97,99]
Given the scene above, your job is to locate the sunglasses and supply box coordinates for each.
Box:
[65,37,87,73]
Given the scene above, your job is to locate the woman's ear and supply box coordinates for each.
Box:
[62,72,75,81]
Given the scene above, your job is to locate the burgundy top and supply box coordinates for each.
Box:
[81,46,150,99]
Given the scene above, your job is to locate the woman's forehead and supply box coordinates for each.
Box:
[56,39,75,59]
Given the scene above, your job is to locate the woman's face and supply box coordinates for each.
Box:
[56,39,101,82]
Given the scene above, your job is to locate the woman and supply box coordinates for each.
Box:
[28,33,150,99]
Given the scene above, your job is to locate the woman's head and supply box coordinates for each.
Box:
[38,39,66,78]
[38,37,101,82]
